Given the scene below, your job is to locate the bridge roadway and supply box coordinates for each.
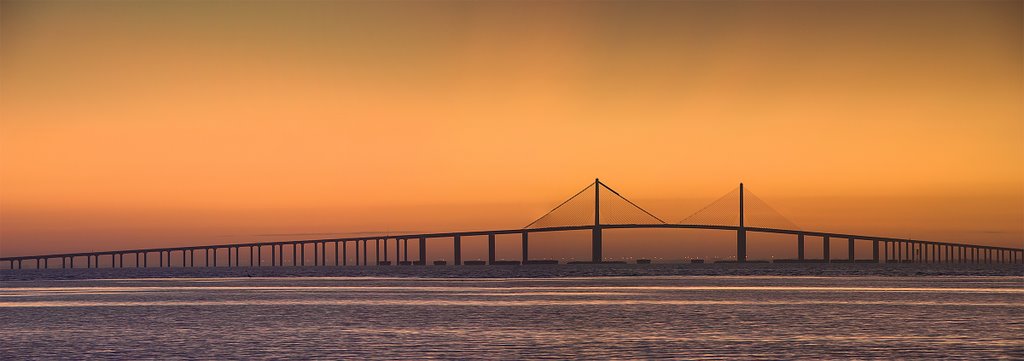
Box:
[2,224,1022,269]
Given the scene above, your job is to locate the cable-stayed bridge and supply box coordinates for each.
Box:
[2,179,1021,270]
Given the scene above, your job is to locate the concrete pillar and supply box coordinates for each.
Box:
[161,252,165,267]
[340,241,344,266]
[383,239,388,264]
[488,233,496,264]
[848,238,855,262]
[418,237,426,265]
[343,241,348,266]
[594,179,604,263]
[363,240,368,265]
[454,235,462,265]
[403,238,408,262]
[822,236,830,262]
[522,231,529,264]
[374,240,379,266]
[323,242,328,266]
[394,238,400,265]
[797,234,805,261]
[314,242,319,266]
[872,240,879,263]
[737,182,745,263]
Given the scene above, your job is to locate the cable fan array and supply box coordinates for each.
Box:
[524,180,665,229]
[678,185,800,229]
[526,180,800,230]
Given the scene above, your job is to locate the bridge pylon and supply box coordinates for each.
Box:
[593,178,602,263]
[738,182,746,263]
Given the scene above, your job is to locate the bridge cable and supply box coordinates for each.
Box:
[600,183,667,224]
[523,181,596,229]
[678,186,741,226]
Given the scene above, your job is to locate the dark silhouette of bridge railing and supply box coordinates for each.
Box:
[2,179,1021,270]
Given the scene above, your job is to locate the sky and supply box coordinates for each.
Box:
[1,1,1021,260]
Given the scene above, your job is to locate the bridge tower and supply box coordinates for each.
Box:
[593,178,603,263]
[737,182,747,262]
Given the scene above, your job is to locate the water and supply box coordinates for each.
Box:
[1,264,1022,360]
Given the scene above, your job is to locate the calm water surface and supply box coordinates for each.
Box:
[1,265,1022,359]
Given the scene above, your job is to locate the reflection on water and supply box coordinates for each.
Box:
[1,273,1022,359]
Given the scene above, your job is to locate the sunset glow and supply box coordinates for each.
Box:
[2,1,1021,258]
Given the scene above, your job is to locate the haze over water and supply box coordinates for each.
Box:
[2,264,1021,359]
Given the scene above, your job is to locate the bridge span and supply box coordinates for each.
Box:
[2,179,1021,269]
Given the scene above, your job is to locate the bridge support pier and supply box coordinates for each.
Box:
[872,240,879,263]
[374,239,379,266]
[403,238,408,263]
[522,231,529,264]
[797,234,804,261]
[848,238,855,262]
[454,235,461,265]
[382,239,387,265]
[419,237,426,265]
[488,233,496,265]
[363,240,368,266]
[822,236,830,263]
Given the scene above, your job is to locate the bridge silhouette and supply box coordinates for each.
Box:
[2,179,1021,270]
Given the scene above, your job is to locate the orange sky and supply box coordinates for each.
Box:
[1,1,1021,259]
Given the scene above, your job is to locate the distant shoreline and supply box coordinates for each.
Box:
[2,263,1021,282]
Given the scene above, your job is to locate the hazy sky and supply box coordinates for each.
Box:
[1,1,1021,259]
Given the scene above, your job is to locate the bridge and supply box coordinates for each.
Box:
[2,179,1021,270]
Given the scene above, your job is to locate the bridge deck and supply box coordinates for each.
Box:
[1,223,1020,263]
